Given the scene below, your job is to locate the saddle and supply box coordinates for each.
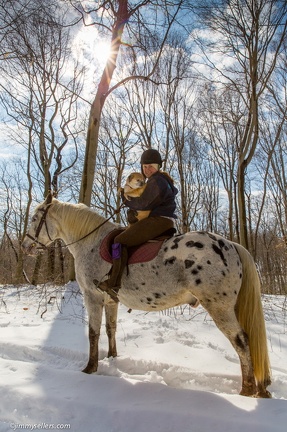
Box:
[100,228,176,265]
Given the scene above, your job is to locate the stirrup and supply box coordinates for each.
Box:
[106,287,120,303]
[96,279,110,292]
[93,279,120,303]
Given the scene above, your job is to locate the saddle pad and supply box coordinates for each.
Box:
[100,229,165,264]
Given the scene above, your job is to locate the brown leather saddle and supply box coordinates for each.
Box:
[100,228,176,265]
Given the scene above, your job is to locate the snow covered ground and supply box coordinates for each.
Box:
[0,282,286,432]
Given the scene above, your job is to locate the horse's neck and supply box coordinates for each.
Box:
[52,202,115,247]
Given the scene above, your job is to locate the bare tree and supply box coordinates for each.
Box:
[0,160,28,284]
[1,2,85,196]
[69,0,187,206]
[195,0,287,249]
[92,97,139,223]
[198,86,240,240]
[0,0,86,283]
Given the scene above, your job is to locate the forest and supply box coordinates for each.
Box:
[0,0,287,295]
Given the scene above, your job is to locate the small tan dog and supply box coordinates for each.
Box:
[121,172,150,223]
[123,172,146,200]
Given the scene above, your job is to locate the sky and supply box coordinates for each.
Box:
[0,282,286,432]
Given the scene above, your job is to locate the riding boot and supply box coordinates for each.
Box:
[96,244,128,301]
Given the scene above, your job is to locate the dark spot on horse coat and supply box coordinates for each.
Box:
[171,237,182,250]
[164,257,176,265]
[186,241,204,249]
[195,279,202,285]
[185,259,195,269]
[207,260,211,264]
[153,293,162,299]
[212,243,228,266]
[218,239,230,251]
[191,265,202,275]
[146,297,152,302]
[208,233,217,241]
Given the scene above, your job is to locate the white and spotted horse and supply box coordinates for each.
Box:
[22,194,271,398]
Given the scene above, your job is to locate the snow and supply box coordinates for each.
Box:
[0,282,286,432]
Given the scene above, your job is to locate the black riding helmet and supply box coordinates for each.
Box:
[140,149,163,168]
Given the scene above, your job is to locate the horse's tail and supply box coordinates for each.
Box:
[234,243,271,387]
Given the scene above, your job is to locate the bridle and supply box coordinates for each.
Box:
[25,204,53,250]
[25,197,125,250]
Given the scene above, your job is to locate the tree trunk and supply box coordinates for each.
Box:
[237,161,249,249]
[79,0,129,206]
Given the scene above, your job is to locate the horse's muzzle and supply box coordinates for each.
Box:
[21,237,45,256]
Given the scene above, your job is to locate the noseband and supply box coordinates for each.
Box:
[26,205,53,250]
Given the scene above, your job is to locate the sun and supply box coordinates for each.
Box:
[94,40,112,66]
[73,27,113,68]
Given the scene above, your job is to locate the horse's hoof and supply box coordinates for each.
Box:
[239,386,257,397]
[82,365,97,374]
[256,389,272,398]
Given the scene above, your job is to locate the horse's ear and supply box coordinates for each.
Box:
[45,190,53,205]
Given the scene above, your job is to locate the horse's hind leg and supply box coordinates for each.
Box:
[204,303,257,397]
[105,300,118,358]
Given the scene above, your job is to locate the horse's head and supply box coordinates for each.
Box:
[22,192,57,255]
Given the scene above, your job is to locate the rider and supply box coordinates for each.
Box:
[96,148,178,301]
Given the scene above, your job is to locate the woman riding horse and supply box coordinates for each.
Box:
[96,148,178,301]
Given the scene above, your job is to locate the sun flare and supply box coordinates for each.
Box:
[95,40,112,66]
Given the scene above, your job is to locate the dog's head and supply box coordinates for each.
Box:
[126,172,146,189]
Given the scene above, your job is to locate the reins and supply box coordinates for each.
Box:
[63,203,125,248]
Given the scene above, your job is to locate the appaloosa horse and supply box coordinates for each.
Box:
[22,194,271,398]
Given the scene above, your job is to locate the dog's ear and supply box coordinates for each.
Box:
[127,174,134,182]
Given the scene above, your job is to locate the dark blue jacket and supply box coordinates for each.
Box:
[125,171,178,219]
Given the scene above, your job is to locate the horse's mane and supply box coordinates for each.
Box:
[49,199,111,240]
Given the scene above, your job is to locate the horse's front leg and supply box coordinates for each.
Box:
[82,323,101,374]
[82,300,104,374]
[105,299,119,358]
